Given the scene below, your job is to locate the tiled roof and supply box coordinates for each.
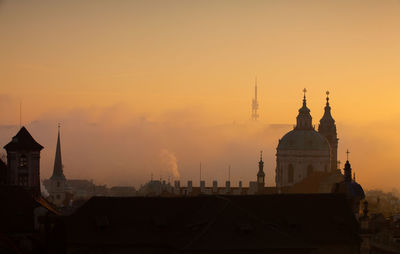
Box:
[62,194,359,251]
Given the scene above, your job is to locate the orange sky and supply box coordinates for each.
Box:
[1,0,400,191]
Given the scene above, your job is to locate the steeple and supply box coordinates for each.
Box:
[295,88,313,130]
[50,124,66,180]
[318,91,338,171]
[257,151,265,187]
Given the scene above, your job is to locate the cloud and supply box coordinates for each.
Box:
[1,103,398,191]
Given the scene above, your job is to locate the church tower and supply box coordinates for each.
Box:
[48,124,67,206]
[257,151,265,189]
[4,127,44,197]
[318,91,338,171]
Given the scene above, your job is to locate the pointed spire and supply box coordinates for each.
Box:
[50,124,66,180]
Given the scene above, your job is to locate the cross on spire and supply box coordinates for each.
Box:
[260,150,263,161]
[346,149,350,161]
[303,88,307,98]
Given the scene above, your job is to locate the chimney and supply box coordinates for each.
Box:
[226,181,231,193]
[187,180,192,193]
[200,180,205,193]
[213,180,218,193]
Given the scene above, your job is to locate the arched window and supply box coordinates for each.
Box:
[307,165,314,176]
[19,154,27,167]
[288,164,294,183]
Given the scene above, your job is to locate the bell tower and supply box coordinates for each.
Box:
[318,91,338,171]
[4,127,43,197]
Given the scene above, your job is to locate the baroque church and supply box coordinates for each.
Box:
[276,90,337,188]
[275,90,359,192]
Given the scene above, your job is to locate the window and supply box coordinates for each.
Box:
[19,154,27,167]
[288,164,294,183]
[57,181,60,187]
[307,165,314,176]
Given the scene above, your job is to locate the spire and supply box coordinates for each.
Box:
[50,124,66,180]
[295,88,313,130]
[257,151,265,186]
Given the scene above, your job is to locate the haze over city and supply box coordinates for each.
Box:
[1,0,400,190]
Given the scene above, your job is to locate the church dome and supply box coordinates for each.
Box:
[278,129,330,151]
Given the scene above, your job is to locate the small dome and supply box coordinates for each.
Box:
[278,129,330,151]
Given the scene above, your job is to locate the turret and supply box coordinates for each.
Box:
[257,151,265,188]
[295,89,313,130]
[318,91,338,171]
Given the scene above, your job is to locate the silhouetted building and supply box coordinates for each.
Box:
[3,126,44,197]
[47,125,68,206]
[332,159,365,216]
[0,185,59,253]
[53,194,361,254]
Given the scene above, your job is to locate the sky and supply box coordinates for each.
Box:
[1,0,400,191]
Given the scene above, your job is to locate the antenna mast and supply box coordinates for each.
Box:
[251,77,259,120]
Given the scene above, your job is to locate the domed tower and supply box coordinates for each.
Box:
[276,89,331,188]
[318,91,338,171]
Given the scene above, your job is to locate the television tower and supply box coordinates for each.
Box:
[251,78,259,120]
